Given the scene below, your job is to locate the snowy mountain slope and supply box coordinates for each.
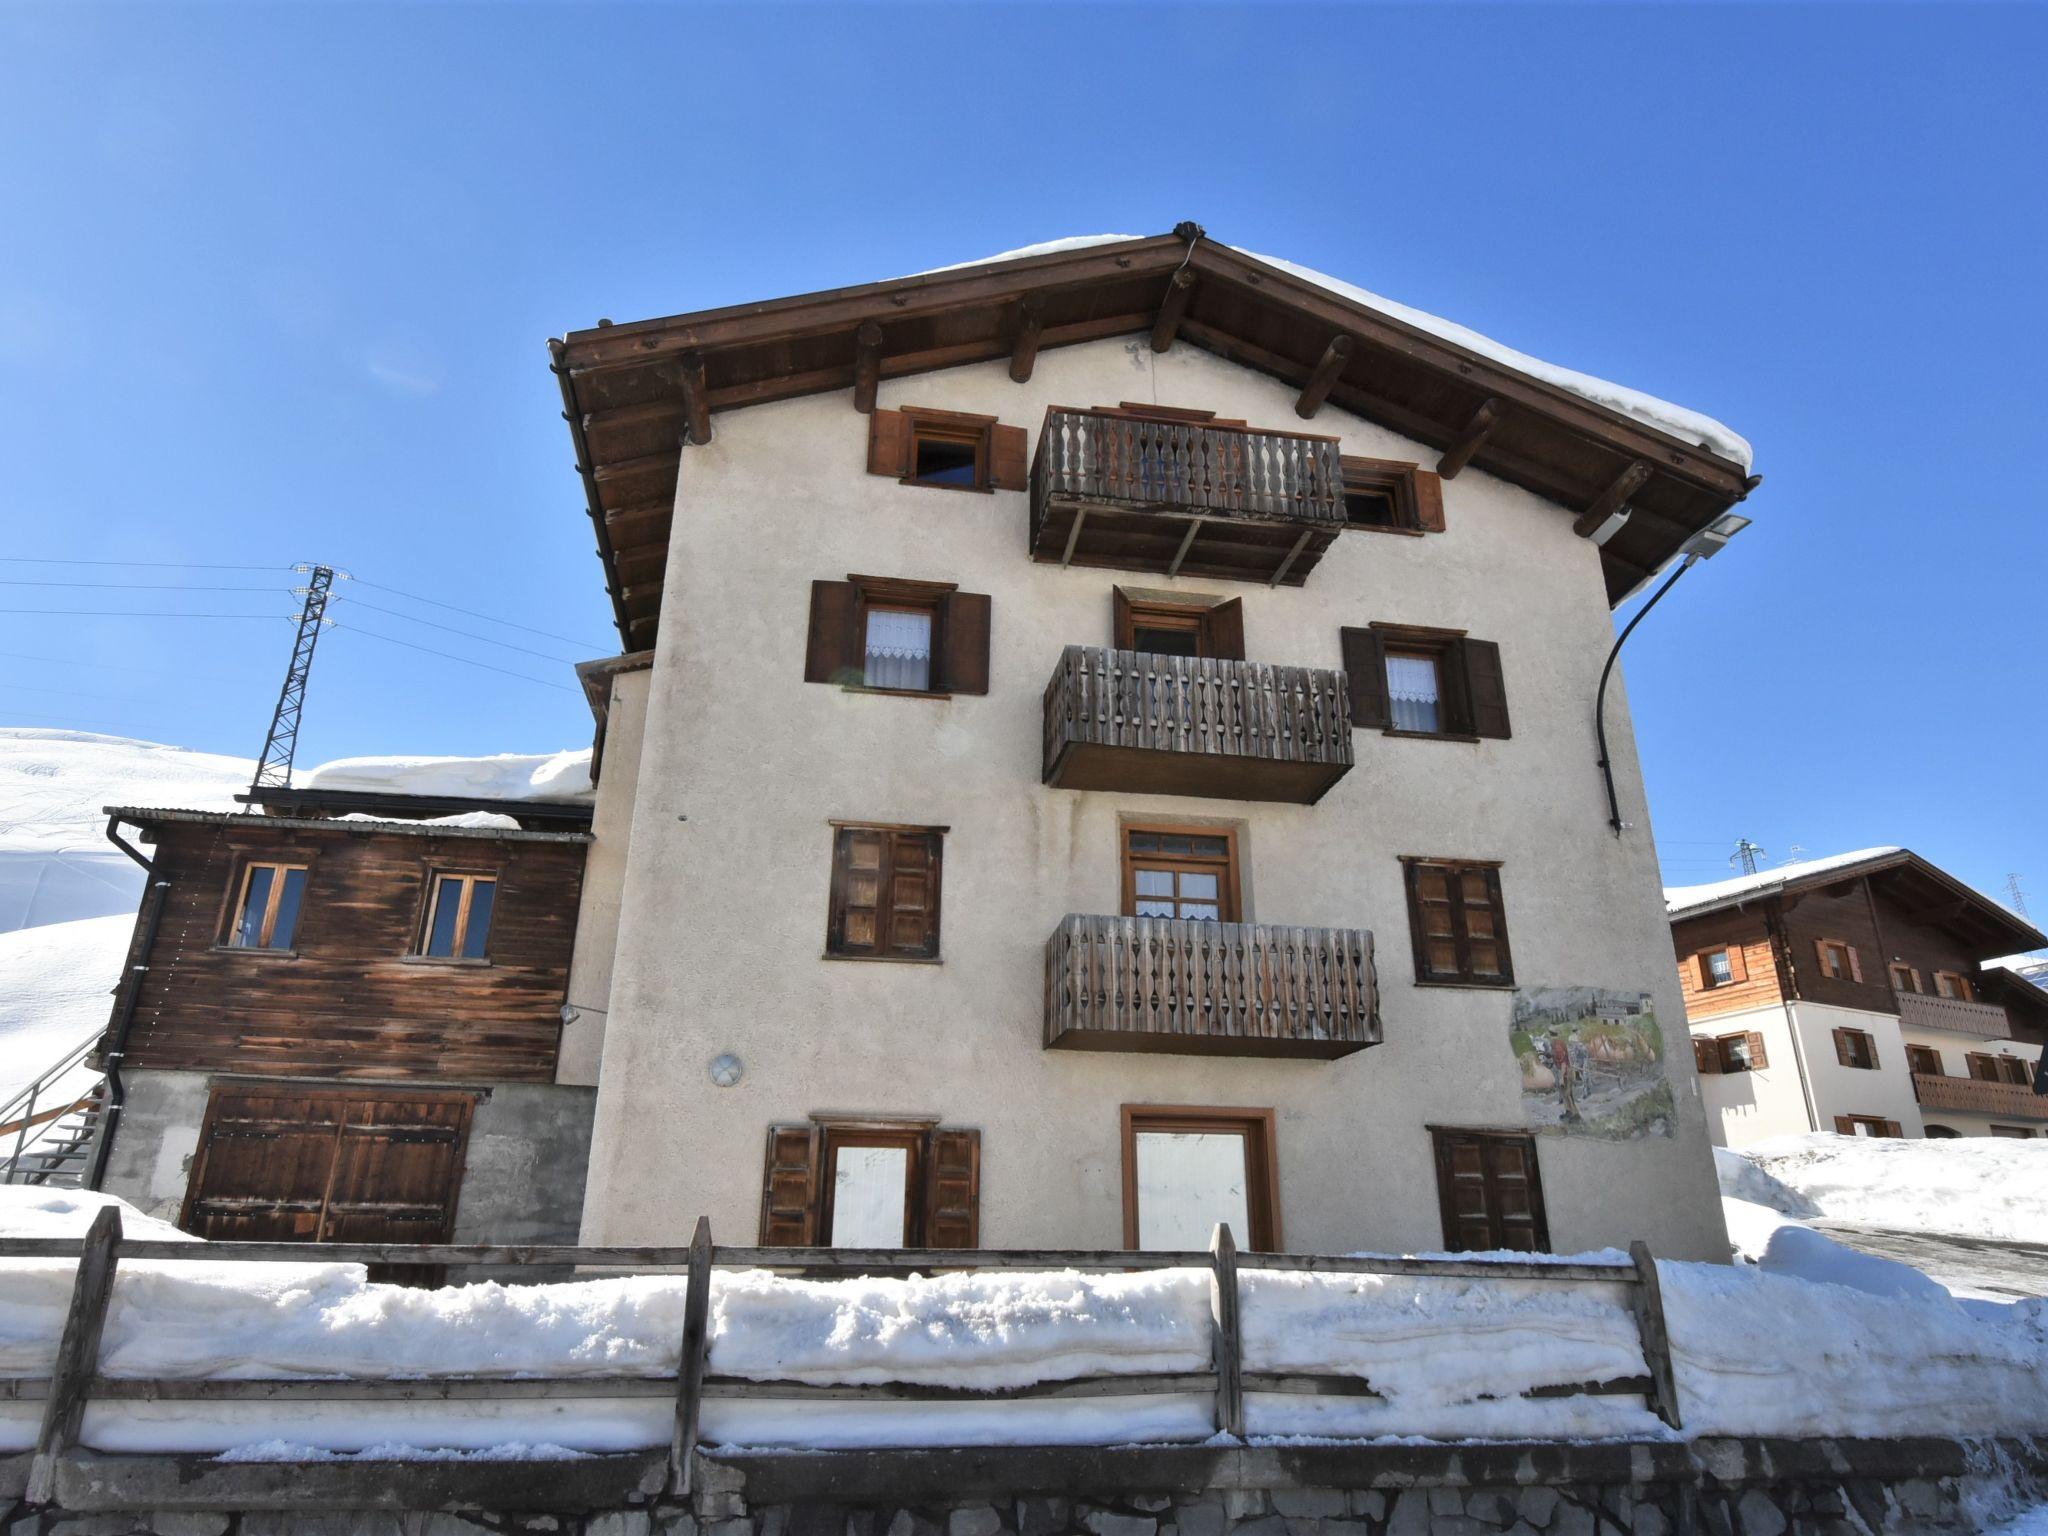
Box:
[0,729,252,933]
[0,914,132,1105]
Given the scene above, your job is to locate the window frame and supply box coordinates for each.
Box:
[1904,1044,1944,1077]
[1715,1031,1766,1073]
[1833,1026,1879,1071]
[1836,1114,1898,1138]
[1428,1126,1551,1254]
[1816,939,1860,982]
[415,870,499,963]
[1989,1125,2036,1139]
[851,574,956,699]
[818,1124,927,1248]
[1119,1104,1281,1252]
[1371,624,1471,741]
[758,1116,981,1248]
[902,406,996,494]
[220,860,311,953]
[824,821,946,963]
[1401,855,1515,989]
[2001,1056,2033,1086]
[1338,455,1442,537]
[1889,962,1923,994]
[1932,970,1976,1002]
[1120,823,1242,924]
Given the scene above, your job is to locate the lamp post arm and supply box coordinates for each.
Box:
[1595,554,1698,836]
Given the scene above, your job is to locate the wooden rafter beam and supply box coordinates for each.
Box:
[591,450,682,485]
[1009,296,1045,384]
[1437,399,1502,480]
[1294,336,1353,420]
[852,322,883,415]
[677,353,711,446]
[1150,269,1196,354]
[1572,461,1653,538]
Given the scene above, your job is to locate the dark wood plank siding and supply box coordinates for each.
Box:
[1670,908,1786,1021]
[123,822,585,1082]
[1779,878,1897,1015]
[1866,885,1995,998]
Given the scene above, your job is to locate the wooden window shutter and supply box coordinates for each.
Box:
[1340,627,1389,730]
[1691,953,1710,990]
[923,1128,981,1248]
[885,829,941,958]
[829,827,887,956]
[1883,1120,1903,1138]
[1833,1116,1854,1136]
[1846,946,1864,983]
[1112,588,1135,649]
[935,591,991,695]
[988,425,1028,491]
[1692,1037,1720,1074]
[804,580,864,685]
[1726,945,1749,984]
[1412,469,1446,532]
[1459,639,1511,739]
[867,409,912,477]
[1200,599,1247,662]
[1745,1031,1769,1070]
[829,826,942,960]
[1814,938,1832,975]
[759,1125,822,1245]
[1832,1027,1851,1066]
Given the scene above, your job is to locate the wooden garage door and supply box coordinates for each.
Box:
[181,1085,474,1247]
[1430,1127,1550,1253]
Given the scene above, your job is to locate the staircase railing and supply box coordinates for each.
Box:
[0,1035,106,1187]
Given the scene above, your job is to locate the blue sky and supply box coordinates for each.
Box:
[1,3,2043,914]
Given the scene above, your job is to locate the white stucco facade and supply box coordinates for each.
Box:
[574,338,1733,1261]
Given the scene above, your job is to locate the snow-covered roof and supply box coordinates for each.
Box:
[298,749,593,804]
[1664,848,1904,918]
[942,235,1753,470]
[104,807,589,845]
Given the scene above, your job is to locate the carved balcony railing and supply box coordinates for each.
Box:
[1030,407,1348,586]
[1911,1072,2048,1121]
[1043,646,1352,805]
[1045,914,1379,1060]
[1894,990,2014,1040]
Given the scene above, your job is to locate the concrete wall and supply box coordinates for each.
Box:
[1689,1004,1816,1149]
[579,338,1732,1262]
[561,665,654,1087]
[99,1069,595,1243]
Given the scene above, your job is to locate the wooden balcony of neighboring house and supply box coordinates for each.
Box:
[1893,988,2015,1039]
[1029,407,1348,587]
[1042,645,1353,805]
[1044,913,1380,1060]
[1911,1072,2048,1121]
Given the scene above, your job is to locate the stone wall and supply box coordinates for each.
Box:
[5,1438,2043,1536]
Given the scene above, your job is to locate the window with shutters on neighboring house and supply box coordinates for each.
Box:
[1815,938,1862,982]
[2001,1057,2033,1086]
[804,575,990,698]
[1340,623,1509,741]
[1990,1125,2037,1139]
[1339,456,1446,536]
[825,823,944,962]
[1889,962,1922,994]
[758,1118,981,1247]
[867,405,1028,494]
[1905,1044,1943,1076]
[1402,856,1514,988]
[1833,1114,1902,1138]
[1933,970,1976,1002]
[1716,1031,1768,1073]
[1698,946,1746,990]
[1832,1027,1879,1070]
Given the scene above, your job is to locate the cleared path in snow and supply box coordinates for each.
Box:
[1812,1220,2048,1302]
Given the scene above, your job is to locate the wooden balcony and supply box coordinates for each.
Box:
[1912,1072,2048,1121]
[1029,408,1348,586]
[1044,914,1379,1060]
[1894,989,2013,1039]
[1042,646,1352,805]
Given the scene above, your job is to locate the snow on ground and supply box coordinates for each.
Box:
[0,729,250,932]
[0,914,131,1104]
[1725,1133,2048,1245]
[927,236,1753,469]
[2,1189,2044,1458]
[301,749,591,804]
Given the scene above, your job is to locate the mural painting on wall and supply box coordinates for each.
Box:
[1511,987,1672,1139]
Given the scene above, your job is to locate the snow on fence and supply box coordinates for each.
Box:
[0,1211,1679,1497]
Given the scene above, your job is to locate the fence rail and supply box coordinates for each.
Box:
[1,1212,1681,1502]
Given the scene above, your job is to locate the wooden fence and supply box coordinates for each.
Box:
[0,1213,1681,1505]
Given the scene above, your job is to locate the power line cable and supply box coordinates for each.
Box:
[0,580,296,593]
[328,620,578,693]
[331,596,582,664]
[0,608,292,619]
[347,576,609,651]
[0,558,291,571]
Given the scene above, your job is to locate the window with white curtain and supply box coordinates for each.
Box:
[1385,651,1441,733]
[864,606,933,691]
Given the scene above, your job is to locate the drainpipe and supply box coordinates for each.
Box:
[87,817,167,1191]
[1767,909,1823,1134]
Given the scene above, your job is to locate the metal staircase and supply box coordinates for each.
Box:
[0,1036,108,1188]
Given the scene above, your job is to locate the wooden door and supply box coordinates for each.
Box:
[183,1086,475,1274]
[1430,1128,1549,1252]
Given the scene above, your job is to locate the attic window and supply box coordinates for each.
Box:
[911,429,983,490]
[1339,457,1445,536]
[1344,484,1402,530]
[867,406,1028,494]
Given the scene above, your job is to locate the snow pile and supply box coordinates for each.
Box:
[931,237,1752,468]
[1719,1198,1951,1302]
[333,811,524,831]
[0,914,131,1104]
[0,729,250,932]
[300,749,592,805]
[1725,1133,2048,1244]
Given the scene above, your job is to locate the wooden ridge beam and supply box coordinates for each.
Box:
[1294,336,1353,419]
[1009,296,1045,383]
[1437,398,1502,480]
[1573,461,1653,538]
[1150,269,1197,353]
[852,322,883,414]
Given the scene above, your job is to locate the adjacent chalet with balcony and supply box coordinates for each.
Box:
[1669,848,2048,1145]
[77,773,603,1262]
[546,229,1761,1261]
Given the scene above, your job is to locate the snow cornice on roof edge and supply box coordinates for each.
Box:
[104,806,592,845]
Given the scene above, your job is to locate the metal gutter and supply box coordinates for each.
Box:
[86,872,170,1191]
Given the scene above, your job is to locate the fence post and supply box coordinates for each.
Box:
[28,1205,122,1503]
[1627,1240,1682,1431]
[1208,1223,1244,1439]
[670,1216,714,1496]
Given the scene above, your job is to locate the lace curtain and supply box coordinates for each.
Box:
[864,609,932,691]
[1386,654,1440,733]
